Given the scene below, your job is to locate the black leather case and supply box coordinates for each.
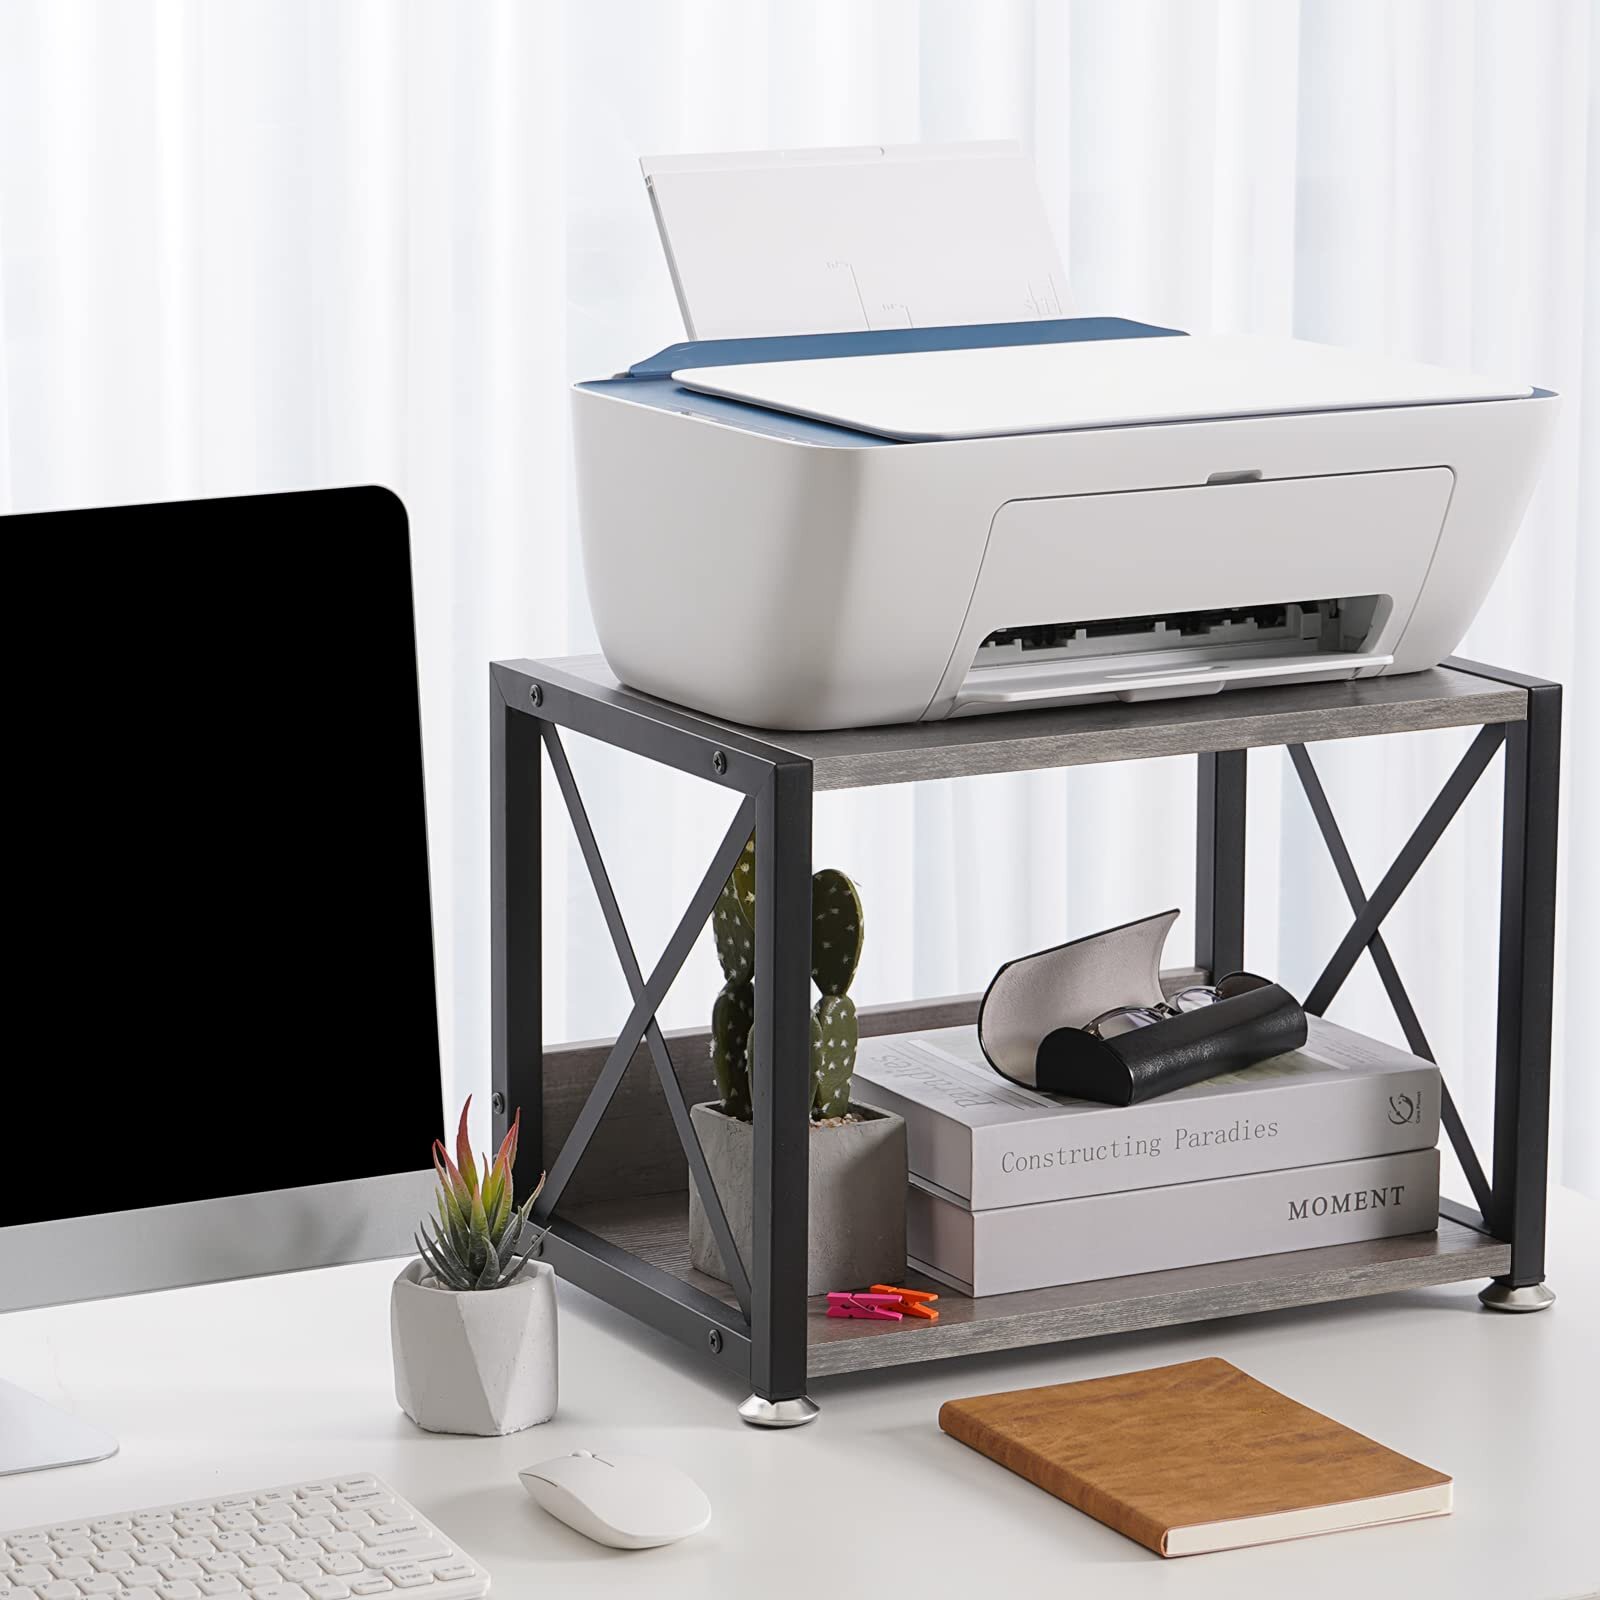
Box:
[1033,975,1308,1105]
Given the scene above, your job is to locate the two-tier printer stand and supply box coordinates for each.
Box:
[490,654,1559,1425]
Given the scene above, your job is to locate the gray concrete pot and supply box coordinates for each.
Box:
[390,1258,557,1436]
[688,1101,908,1295]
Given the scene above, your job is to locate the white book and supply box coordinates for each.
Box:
[910,1148,1441,1297]
[853,1014,1439,1210]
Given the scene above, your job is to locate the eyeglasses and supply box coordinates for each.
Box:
[1084,985,1225,1042]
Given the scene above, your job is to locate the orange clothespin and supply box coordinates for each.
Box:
[870,1284,940,1322]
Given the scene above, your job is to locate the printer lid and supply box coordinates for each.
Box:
[671,333,1535,441]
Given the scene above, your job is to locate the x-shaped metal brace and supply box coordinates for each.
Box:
[530,725,755,1318]
[1289,726,1505,1224]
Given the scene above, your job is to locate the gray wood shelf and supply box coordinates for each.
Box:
[566,1191,1509,1378]
[542,655,1527,791]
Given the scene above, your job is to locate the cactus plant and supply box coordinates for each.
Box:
[708,832,865,1121]
[415,1097,547,1290]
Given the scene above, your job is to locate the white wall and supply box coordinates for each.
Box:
[1,0,1594,1200]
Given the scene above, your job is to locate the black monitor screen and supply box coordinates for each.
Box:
[6,488,442,1226]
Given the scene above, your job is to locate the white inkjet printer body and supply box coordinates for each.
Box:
[571,152,1557,731]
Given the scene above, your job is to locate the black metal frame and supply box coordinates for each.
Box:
[493,654,1561,1402]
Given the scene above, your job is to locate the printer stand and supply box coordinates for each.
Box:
[490,655,1560,1424]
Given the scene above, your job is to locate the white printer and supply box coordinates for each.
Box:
[572,146,1557,731]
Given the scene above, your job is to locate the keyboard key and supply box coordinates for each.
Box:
[254,1495,297,1509]
[427,1564,475,1585]
[199,1579,243,1596]
[176,1520,219,1539]
[318,1536,361,1555]
[252,1585,312,1600]
[329,1516,373,1535]
[174,1540,215,1559]
[215,1513,257,1534]
[138,1526,181,1547]
[202,1554,246,1574]
[303,1582,351,1600]
[214,1500,256,1514]
[281,1562,323,1583]
[364,1510,408,1529]
[383,1572,432,1592]
[79,1575,123,1595]
[48,1557,94,1578]
[160,1584,203,1600]
[214,1533,256,1553]
[296,1486,336,1500]
[331,1496,385,1514]
[174,1505,215,1519]
[130,1567,168,1587]
[50,1538,96,1558]
[364,1544,445,1567]
[90,1519,131,1534]
[317,1555,363,1577]
[334,1480,377,1496]
[238,1574,285,1592]
[240,1549,285,1568]
[40,1582,82,1600]
[126,1590,161,1600]
[134,1511,175,1525]
[293,1502,334,1520]
[47,1525,89,1539]
[283,1542,326,1563]
[358,1527,420,1548]
[159,1559,206,1581]
[94,1531,138,1551]
[294,1518,334,1540]
[256,1507,297,1527]
[348,1581,392,1597]
[12,1565,52,1586]
[257,1530,298,1550]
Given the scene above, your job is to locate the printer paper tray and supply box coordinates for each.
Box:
[953,652,1394,712]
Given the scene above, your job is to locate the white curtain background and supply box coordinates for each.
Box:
[2,0,1595,1201]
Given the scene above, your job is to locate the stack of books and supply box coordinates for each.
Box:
[853,1014,1441,1296]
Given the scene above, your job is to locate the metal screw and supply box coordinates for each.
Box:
[711,749,728,776]
[707,1328,723,1355]
[529,683,543,707]
[491,1090,507,1116]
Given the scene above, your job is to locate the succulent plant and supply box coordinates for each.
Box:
[708,832,865,1122]
[415,1097,546,1291]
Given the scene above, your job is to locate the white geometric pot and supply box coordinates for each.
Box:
[390,1257,558,1436]
[688,1101,908,1296]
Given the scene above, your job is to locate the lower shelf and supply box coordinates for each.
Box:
[564,1192,1511,1378]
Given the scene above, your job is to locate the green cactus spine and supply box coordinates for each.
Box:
[708,833,866,1121]
[710,978,754,1120]
[811,994,859,1118]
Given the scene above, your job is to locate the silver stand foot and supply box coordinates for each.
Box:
[1478,1280,1556,1313]
[738,1394,820,1428]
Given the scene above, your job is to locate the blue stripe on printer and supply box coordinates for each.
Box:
[624,316,1185,379]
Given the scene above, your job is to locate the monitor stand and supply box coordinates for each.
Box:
[0,1379,119,1475]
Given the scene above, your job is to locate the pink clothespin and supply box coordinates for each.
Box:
[825,1291,903,1321]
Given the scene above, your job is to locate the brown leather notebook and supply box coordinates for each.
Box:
[938,1357,1451,1557]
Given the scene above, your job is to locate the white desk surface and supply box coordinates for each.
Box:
[3,1189,1596,1600]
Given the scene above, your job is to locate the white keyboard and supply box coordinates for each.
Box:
[0,1474,489,1600]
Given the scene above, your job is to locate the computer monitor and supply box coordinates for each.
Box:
[1,487,444,1472]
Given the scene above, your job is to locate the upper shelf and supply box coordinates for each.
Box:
[504,656,1528,792]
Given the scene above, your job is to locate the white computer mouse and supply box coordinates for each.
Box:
[518,1448,712,1549]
